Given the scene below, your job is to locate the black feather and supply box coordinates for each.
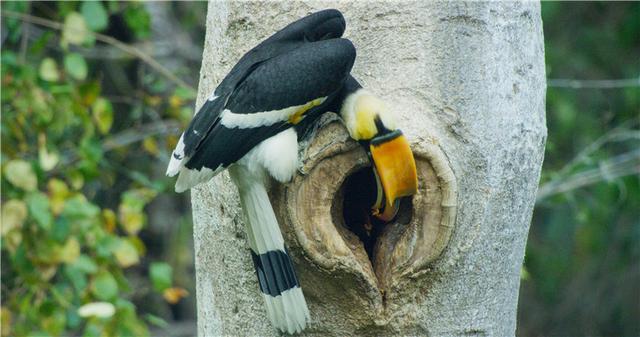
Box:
[181,9,348,160]
[226,38,356,114]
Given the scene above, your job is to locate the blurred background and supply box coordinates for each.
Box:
[1,2,638,337]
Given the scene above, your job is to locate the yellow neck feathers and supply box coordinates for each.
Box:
[341,89,395,140]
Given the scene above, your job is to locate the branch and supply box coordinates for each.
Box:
[550,118,639,181]
[50,120,181,174]
[547,77,640,89]
[537,150,640,202]
[0,10,196,92]
[102,120,181,151]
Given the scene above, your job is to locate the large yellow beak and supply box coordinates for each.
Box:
[369,130,418,221]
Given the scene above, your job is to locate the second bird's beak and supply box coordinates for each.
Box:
[369,130,418,221]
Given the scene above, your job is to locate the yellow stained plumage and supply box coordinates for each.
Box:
[289,98,324,124]
[353,94,385,140]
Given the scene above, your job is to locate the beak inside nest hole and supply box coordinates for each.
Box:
[338,166,413,265]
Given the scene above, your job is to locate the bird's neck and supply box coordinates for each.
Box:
[340,88,396,141]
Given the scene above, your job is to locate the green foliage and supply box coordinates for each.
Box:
[123,4,151,40]
[519,3,640,336]
[61,12,92,47]
[149,262,173,292]
[64,53,88,81]
[80,1,108,32]
[1,2,201,336]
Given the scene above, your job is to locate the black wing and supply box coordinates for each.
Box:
[216,9,346,95]
[181,9,346,159]
[225,38,355,114]
[184,38,356,172]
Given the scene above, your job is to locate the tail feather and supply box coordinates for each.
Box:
[230,166,310,334]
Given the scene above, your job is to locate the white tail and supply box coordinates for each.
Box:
[229,165,310,334]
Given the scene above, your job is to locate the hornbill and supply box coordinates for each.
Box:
[166,9,417,334]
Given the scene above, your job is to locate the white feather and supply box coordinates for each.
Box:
[174,165,222,193]
[238,128,298,184]
[168,92,220,177]
[228,164,310,333]
[263,288,310,334]
[339,88,362,136]
[220,97,326,129]
[229,164,284,253]
[166,133,186,177]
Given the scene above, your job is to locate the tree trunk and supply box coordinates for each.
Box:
[191,2,546,336]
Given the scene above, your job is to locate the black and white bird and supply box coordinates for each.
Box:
[167,9,417,334]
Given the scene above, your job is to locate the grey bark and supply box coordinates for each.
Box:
[191,2,546,336]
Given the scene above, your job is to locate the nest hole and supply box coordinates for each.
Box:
[337,166,413,268]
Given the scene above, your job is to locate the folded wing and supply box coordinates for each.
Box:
[173,38,356,192]
[167,10,346,177]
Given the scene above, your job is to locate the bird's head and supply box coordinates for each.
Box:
[340,88,418,221]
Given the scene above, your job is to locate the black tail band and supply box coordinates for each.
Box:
[251,249,300,297]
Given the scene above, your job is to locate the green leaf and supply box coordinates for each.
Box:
[57,2,78,18]
[62,195,100,220]
[144,314,168,328]
[64,53,88,81]
[4,160,38,191]
[82,322,101,337]
[66,307,81,329]
[49,179,70,216]
[123,5,151,39]
[79,81,101,106]
[1,199,28,235]
[80,1,108,32]
[107,1,119,13]
[42,310,66,336]
[117,188,156,235]
[26,192,53,230]
[30,31,54,55]
[96,236,116,258]
[113,238,140,268]
[52,217,70,242]
[39,299,57,316]
[64,265,88,292]
[115,299,149,336]
[79,138,104,165]
[59,238,81,264]
[62,12,89,47]
[12,245,31,273]
[173,86,197,100]
[91,271,118,300]
[39,58,60,82]
[149,262,172,292]
[73,254,98,274]
[92,98,113,134]
[68,170,85,190]
[78,302,116,318]
[38,143,59,172]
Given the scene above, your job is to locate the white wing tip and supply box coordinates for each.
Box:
[166,158,182,177]
[167,134,186,177]
[174,168,191,193]
[174,183,188,193]
[173,166,219,193]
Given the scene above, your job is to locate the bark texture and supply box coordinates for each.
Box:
[191,2,546,336]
